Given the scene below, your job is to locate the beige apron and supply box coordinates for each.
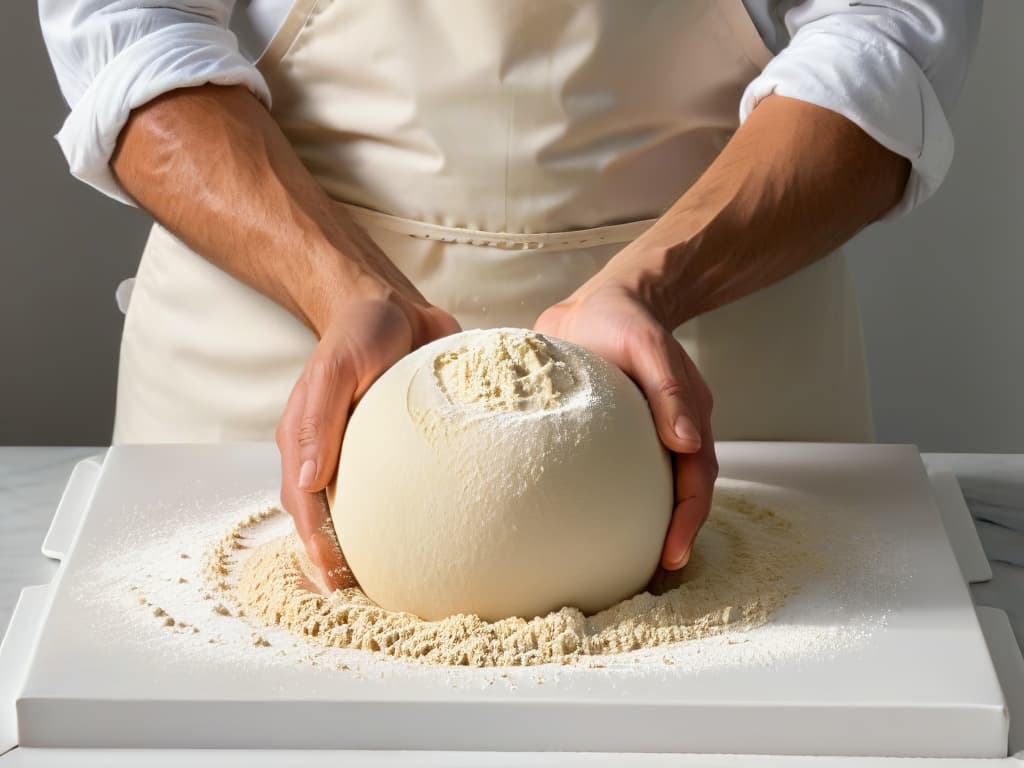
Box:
[114,0,873,443]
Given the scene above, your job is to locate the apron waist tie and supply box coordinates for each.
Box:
[340,203,659,252]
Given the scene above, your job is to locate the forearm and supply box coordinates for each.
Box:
[596,94,911,328]
[111,84,416,334]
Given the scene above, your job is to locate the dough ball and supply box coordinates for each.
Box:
[328,328,672,621]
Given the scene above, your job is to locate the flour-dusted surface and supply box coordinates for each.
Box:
[69,476,886,682]
[25,444,1006,755]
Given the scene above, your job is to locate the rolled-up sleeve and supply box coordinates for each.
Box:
[740,1,982,217]
[39,1,271,205]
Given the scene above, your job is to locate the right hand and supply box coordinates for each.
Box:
[276,293,460,592]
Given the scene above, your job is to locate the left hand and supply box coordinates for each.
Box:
[534,283,717,570]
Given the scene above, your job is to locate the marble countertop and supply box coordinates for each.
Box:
[0,447,101,635]
[1,447,1021,645]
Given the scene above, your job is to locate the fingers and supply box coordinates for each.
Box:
[661,443,717,570]
[276,370,354,593]
[295,352,357,493]
[629,329,703,455]
[661,359,717,570]
[283,485,355,592]
[290,488,356,592]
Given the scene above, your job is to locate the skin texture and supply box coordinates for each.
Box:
[112,84,908,587]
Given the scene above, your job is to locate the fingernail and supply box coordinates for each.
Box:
[298,459,317,490]
[674,417,701,450]
[667,547,691,571]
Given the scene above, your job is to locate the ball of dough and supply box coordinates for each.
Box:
[328,328,672,621]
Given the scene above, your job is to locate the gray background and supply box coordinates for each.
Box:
[1,1,1020,450]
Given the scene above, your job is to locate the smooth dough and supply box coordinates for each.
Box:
[328,328,672,621]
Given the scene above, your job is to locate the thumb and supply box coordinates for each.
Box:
[629,330,702,455]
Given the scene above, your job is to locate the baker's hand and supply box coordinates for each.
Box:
[277,294,460,592]
[534,283,716,570]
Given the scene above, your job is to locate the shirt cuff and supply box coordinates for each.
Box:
[55,23,271,206]
[738,20,954,219]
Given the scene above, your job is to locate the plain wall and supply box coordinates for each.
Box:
[1,1,152,445]
[1,1,1020,449]
[844,0,1023,452]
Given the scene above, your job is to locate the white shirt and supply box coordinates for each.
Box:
[39,0,980,216]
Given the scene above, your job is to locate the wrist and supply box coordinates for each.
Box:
[588,240,699,330]
[305,258,406,337]
[591,189,747,329]
[298,208,427,336]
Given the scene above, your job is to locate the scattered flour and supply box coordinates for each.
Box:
[70,480,890,686]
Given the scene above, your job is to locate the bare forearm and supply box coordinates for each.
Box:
[111,84,414,334]
[597,95,911,328]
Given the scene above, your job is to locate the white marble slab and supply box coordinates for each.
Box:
[12,443,1008,756]
[923,454,1024,655]
[0,448,103,635]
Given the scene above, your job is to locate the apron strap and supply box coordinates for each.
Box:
[341,203,658,252]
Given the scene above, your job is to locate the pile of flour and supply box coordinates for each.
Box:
[224,491,817,667]
[432,330,580,412]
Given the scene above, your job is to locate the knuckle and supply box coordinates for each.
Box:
[655,377,685,400]
[297,414,322,448]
